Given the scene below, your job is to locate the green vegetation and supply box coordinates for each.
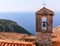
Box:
[0,19,32,35]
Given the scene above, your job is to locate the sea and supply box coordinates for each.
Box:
[0,12,60,35]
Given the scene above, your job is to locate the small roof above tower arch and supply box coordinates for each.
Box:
[36,7,54,15]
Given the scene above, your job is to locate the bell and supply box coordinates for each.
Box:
[42,21,46,27]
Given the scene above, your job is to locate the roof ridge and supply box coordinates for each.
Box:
[36,7,54,15]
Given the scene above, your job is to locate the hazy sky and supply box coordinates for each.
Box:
[0,0,60,12]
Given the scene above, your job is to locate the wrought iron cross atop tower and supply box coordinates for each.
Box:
[43,0,46,7]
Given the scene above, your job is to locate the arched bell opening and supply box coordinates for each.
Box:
[42,17,47,31]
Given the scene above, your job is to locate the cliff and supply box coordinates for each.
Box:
[0,19,32,35]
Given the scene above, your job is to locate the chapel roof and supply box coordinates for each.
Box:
[36,7,54,15]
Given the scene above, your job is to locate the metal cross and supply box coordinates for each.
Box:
[43,0,46,7]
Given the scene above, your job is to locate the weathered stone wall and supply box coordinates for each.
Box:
[36,32,52,45]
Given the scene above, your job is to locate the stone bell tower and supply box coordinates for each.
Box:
[36,7,54,46]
